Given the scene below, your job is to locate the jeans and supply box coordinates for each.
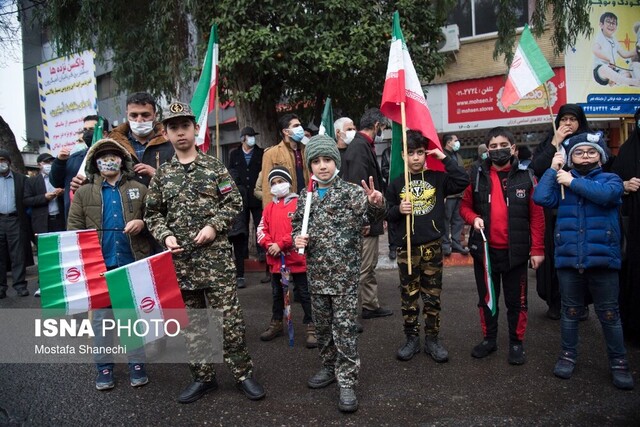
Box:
[557,268,626,361]
[92,308,145,370]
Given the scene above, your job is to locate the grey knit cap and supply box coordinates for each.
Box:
[304,134,341,170]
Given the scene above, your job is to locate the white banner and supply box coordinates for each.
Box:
[37,51,97,156]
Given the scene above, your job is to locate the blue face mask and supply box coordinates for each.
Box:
[481,152,488,160]
[452,140,461,151]
[290,126,305,142]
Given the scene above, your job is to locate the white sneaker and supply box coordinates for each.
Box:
[34,288,41,297]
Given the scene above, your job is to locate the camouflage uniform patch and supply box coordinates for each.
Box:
[397,239,444,337]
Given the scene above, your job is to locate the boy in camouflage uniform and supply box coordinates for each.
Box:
[144,101,265,404]
[385,131,469,362]
[293,135,385,413]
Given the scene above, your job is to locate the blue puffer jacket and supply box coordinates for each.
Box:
[532,166,624,270]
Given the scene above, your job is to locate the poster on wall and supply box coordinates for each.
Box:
[444,68,567,132]
[37,51,97,156]
[565,3,640,116]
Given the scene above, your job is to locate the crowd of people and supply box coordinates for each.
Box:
[1,95,639,411]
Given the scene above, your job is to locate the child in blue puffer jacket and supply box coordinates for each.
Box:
[533,131,634,390]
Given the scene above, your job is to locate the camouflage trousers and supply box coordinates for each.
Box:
[397,239,444,337]
[181,287,253,383]
[312,293,359,388]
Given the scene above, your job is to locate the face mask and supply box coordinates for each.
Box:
[129,120,154,137]
[301,136,310,145]
[270,182,291,198]
[42,164,52,175]
[452,140,461,151]
[0,162,9,174]
[374,128,384,143]
[573,162,599,175]
[481,152,489,160]
[489,148,512,166]
[289,126,305,142]
[245,136,256,147]
[344,130,356,145]
[82,129,94,147]
[96,157,122,173]
[312,169,340,185]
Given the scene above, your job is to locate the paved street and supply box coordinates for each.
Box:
[1,263,639,426]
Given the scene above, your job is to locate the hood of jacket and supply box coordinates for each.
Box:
[85,138,135,176]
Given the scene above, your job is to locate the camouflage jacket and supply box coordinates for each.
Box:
[291,177,385,295]
[145,151,242,290]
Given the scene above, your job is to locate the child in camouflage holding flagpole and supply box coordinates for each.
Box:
[144,101,265,404]
[293,135,385,413]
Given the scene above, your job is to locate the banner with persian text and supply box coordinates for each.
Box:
[37,51,97,156]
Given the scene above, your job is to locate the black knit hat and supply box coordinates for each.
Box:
[268,166,293,185]
[562,132,608,167]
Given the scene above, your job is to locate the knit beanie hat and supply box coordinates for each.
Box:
[268,166,293,185]
[562,132,607,167]
[304,134,341,170]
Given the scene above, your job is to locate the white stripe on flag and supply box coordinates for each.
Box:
[126,259,166,343]
[508,46,540,98]
[59,232,90,312]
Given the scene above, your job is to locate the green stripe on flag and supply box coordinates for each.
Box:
[38,234,67,312]
[518,25,554,84]
[389,122,405,183]
[105,267,145,350]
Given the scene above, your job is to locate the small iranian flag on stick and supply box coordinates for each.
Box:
[480,229,497,315]
[500,25,554,109]
[104,251,188,349]
[38,230,110,314]
[191,24,219,154]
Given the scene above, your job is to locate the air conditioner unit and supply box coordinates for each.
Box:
[437,24,460,53]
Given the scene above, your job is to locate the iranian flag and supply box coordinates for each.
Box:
[318,97,334,139]
[500,24,554,109]
[191,24,219,154]
[480,229,497,315]
[38,230,110,314]
[380,11,443,172]
[104,251,188,349]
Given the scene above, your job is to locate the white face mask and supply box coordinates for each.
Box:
[344,130,356,145]
[0,162,9,174]
[300,136,310,145]
[129,120,154,137]
[96,157,122,173]
[245,136,256,147]
[374,128,384,143]
[42,164,52,175]
[270,182,291,198]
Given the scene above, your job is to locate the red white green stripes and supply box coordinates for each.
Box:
[501,25,554,109]
[104,252,188,349]
[480,229,496,315]
[38,230,110,314]
[191,24,219,154]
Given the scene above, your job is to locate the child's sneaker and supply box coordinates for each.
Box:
[130,364,149,387]
[610,359,634,390]
[553,351,576,379]
[95,368,114,390]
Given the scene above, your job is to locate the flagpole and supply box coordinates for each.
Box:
[543,84,564,199]
[215,84,220,159]
[400,102,412,275]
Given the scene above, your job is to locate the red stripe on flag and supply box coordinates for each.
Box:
[77,230,110,309]
[149,252,189,334]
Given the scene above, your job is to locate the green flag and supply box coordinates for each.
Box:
[91,116,104,144]
[389,122,404,183]
[318,97,334,140]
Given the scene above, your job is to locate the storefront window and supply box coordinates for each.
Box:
[447,0,529,38]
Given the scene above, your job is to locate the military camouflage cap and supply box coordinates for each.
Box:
[162,101,196,124]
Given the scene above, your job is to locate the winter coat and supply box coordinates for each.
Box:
[261,140,309,207]
[532,166,624,270]
[228,145,264,209]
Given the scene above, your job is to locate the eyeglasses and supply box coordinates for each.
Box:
[604,19,617,26]
[572,149,599,158]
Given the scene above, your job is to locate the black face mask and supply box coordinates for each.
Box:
[573,162,599,175]
[489,148,512,166]
[82,129,94,147]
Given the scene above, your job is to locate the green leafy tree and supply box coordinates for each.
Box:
[31,1,592,147]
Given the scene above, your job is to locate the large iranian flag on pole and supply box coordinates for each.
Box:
[104,251,188,349]
[38,230,110,314]
[500,24,554,109]
[191,24,219,154]
[380,11,443,172]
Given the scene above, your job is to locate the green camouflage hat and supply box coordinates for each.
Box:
[162,101,196,124]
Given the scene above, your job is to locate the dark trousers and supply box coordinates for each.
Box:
[271,272,313,324]
[46,214,66,234]
[244,205,264,257]
[443,197,465,251]
[0,215,27,291]
[387,220,398,251]
[473,248,528,343]
[229,235,246,278]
